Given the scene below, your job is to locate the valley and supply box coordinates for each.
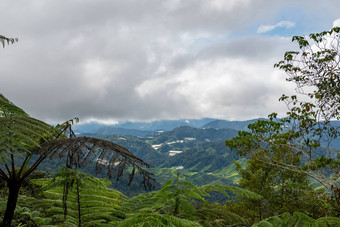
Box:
[72,118,340,196]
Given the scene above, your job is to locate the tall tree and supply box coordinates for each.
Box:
[226,27,340,214]
[0,94,154,226]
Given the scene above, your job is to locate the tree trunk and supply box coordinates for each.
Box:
[76,179,81,227]
[1,180,22,227]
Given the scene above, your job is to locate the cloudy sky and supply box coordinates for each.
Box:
[1,0,340,124]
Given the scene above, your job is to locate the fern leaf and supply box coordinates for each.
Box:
[201,184,262,200]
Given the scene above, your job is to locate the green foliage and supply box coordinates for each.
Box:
[252,212,340,227]
[162,140,240,173]
[0,195,54,226]
[200,184,262,201]
[0,94,155,226]
[197,203,249,227]
[228,158,325,222]
[33,169,127,226]
[116,212,202,227]
[142,173,209,217]
[119,174,260,226]
[227,27,340,214]
[0,94,56,154]
[274,27,340,121]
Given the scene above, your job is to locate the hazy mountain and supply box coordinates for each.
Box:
[92,127,154,137]
[201,118,266,131]
[73,118,218,134]
[151,126,239,144]
[161,139,240,172]
[73,122,106,133]
[79,133,166,166]
[113,118,216,131]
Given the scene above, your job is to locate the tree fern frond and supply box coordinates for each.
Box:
[252,212,340,226]
[32,137,155,189]
[81,212,116,222]
[0,36,18,48]
[36,170,127,226]
[0,94,154,227]
[0,115,55,154]
[200,185,262,200]
[314,216,340,226]
[0,94,26,117]
[117,212,202,227]
[178,188,206,201]
[197,208,248,226]
[82,219,107,227]
[177,197,197,216]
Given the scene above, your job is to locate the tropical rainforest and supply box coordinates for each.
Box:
[0,28,339,226]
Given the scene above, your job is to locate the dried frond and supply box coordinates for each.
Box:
[33,137,155,189]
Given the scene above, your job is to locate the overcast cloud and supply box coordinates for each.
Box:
[1,0,340,124]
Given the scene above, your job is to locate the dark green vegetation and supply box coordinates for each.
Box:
[227,27,340,221]
[0,94,154,226]
[1,27,340,226]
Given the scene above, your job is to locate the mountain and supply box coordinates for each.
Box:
[79,133,166,166]
[112,118,216,131]
[92,127,153,137]
[73,118,218,134]
[201,118,266,131]
[150,126,239,144]
[73,122,106,133]
[161,140,240,172]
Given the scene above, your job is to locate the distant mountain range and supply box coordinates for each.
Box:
[201,118,266,131]
[47,118,339,195]
[73,118,217,134]
[73,118,263,136]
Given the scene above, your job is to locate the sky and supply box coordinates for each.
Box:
[1,0,340,124]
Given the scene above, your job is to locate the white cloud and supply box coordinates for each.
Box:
[0,1,339,123]
[257,20,295,33]
[333,18,340,27]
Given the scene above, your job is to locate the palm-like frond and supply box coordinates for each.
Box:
[252,212,340,226]
[33,137,155,188]
[0,94,27,117]
[0,94,56,154]
[0,35,18,48]
[0,95,155,226]
[34,170,127,226]
[0,116,55,152]
[116,212,202,227]
[197,208,249,227]
[200,185,262,201]
[121,191,158,212]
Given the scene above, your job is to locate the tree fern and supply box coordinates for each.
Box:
[120,174,259,226]
[0,94,155,226]
[197,206,249,227]
[200,184,262,201]
[252,212,340,226]
[33,169,127,226]
[116,212,202,227]
[0,195,54,226]
[150,173,208,217]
